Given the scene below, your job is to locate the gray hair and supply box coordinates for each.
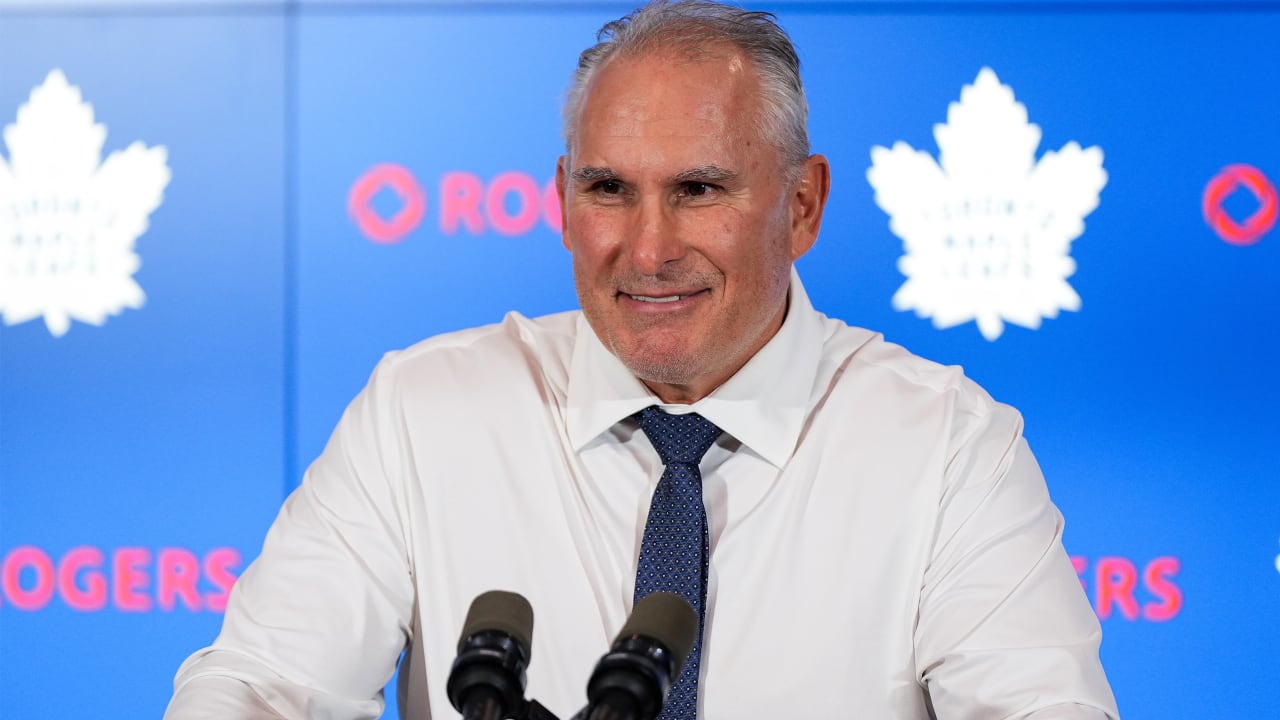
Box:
[562,0,810,175]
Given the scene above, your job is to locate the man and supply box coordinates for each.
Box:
[166,1,1119,718]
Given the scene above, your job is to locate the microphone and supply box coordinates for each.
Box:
[580,592,699,720]
[447,590,535,720]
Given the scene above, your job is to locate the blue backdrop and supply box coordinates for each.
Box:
[1,1,1277,717]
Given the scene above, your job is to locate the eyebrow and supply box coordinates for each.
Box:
[569,166,616,183]
[672,165,740,185]
[569,164,741,185]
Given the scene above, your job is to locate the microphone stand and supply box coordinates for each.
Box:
[517,698,561,720]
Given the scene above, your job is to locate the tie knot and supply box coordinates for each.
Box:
[634,406,723,466]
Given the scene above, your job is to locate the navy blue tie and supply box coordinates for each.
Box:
[633,406,723,720]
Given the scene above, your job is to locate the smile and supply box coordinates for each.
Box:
[621,288,709,305]
[627,294,686,303]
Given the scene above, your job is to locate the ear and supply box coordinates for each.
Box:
[556,155,571,252]
[788,153,831,260]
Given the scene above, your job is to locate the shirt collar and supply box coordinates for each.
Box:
[565,268,824,468]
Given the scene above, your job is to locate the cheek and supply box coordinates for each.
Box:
[698,212,787,277]
[672,209,740,259]
[724,245,791,311]
[566,210,619,273]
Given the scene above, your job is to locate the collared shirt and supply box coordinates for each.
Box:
[165,271,1119,719]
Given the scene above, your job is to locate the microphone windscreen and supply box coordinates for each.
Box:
[458,590,535,658]
[618,592,698,678]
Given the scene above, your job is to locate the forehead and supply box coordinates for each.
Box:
[570,46,771,166]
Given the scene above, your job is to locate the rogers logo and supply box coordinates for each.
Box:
[1072,554,1182,622]
[0,545,240,613]
[1202,164,1276,246]
[348,163,561,244]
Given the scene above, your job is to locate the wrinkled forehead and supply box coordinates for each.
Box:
[568,44,765,156]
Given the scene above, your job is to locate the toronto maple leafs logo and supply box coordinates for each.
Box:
[0,69,170,337]
[867,68,1107,341]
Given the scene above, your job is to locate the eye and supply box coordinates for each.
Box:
[681,182,717,198]
[592,179,623,195]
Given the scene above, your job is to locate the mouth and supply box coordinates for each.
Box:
[619,285,711,297]
[619,288,709,304]
[625,293,690,303]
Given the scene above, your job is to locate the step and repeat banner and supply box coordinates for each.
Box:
[1,1,1277,717]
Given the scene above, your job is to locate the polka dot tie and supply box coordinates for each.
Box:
[633,406,723,720]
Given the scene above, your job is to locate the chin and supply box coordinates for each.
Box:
[614,344,703,387]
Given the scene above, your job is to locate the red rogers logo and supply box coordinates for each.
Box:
[1072,554,1182,622]
[1,545,241,612]
[1202,164,1277,246]
[349,163,561,244]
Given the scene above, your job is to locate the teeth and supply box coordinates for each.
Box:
[630,294,683,303]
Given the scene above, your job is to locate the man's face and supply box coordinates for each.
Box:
[557,46,828,403]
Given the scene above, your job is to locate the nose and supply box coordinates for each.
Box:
[627,197,686,275]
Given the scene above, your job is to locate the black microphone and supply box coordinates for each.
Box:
[447,590,535,720]
[580,592,699,720]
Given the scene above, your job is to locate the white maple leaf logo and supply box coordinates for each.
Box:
[0,69,170,337]
[867,67,1107,341]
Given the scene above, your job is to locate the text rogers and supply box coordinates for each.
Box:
[1,545,241,613]
[348,164,562,244]
[1072,554,1182,622]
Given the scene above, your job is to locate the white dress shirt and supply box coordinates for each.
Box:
[165,271,1119,719]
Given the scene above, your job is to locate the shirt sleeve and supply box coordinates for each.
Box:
[164,357,416,720]
[914,393,1120,720]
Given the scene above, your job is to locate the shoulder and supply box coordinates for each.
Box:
[309,311,583,491]
[811,317,1032,510]
[364,309,582,407]
[814,314,1019,445]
